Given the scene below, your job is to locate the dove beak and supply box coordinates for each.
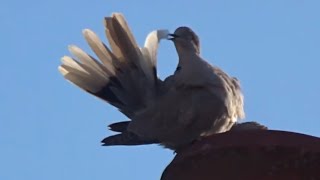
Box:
[168,34,178,40]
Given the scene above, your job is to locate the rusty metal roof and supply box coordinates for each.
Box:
[161,130,320,180]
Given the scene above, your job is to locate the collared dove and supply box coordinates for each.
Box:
[59,13,249,151]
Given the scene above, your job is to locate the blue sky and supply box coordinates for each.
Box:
[1,0,320,179]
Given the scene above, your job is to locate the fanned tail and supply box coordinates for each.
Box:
[59,13,169,118]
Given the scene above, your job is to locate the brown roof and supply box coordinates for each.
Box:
[161,130,320,180]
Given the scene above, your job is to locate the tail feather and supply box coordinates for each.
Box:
[142,30,170,75]
[104,14,153,113]
[59,13,169,118]
[60,56,87,74]
[106,14,142,62]
[59,57,107,93]
[68,45,109,77]
[110,14,156,82]
[108,121,130,132]
[101,132,159,146]
[82,29,117,75]
[104,17,124,63]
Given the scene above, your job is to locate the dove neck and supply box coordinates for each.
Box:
[177,50,200,67]
[173,40,200,57]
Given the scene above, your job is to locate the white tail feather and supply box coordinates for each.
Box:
[140,30,169,81]
[68,45,108,78]
[60,56,88,74]
[82,29,116,76]
[60,53,108,93]
[112,13,138,49]
[59,13,169,116]
[59,65,103,92]
[143,30,169,66]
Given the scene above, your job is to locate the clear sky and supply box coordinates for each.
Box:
[1,0,320,179]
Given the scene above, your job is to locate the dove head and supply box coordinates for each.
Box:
[169,27,200,55]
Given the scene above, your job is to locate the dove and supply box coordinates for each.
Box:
[59,13,246,151]
[120,27,246,150]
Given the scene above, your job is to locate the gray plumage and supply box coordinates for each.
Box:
[231,122,268,131]
[125,27,245,150]
[59,13,245,151]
